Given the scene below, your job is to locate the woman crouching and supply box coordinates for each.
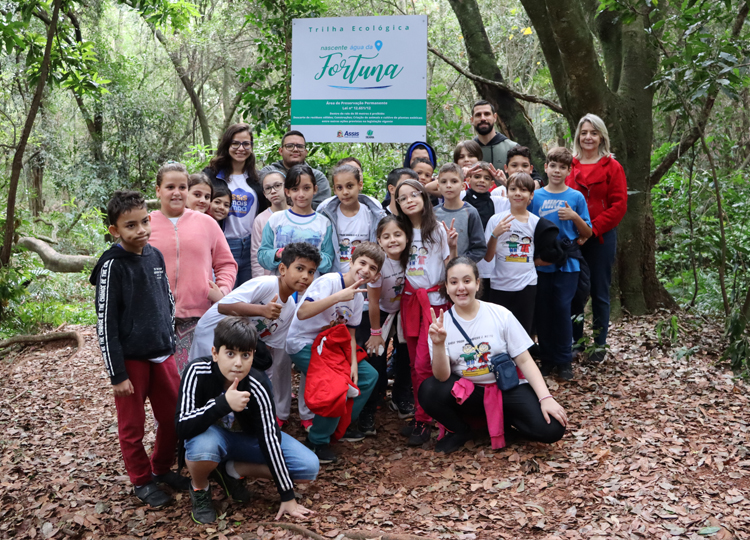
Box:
[421,256,567,453]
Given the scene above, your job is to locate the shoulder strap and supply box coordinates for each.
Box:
[447,308,475,348]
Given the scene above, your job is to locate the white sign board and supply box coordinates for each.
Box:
[291,15,427,143]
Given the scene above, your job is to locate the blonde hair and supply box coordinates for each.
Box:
[572,114,611,158]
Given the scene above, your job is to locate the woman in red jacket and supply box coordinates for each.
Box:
[566,114,627,363]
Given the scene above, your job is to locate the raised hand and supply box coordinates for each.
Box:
[558,202,577,221]
[488,164,508,187]
[337,278,368,302]
[492,214,515,237]
[225,377,251,412]
[428,307,447,345]
[263,294,283,320]
[442,219,458,249]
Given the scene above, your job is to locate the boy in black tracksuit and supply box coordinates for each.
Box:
[177,317,318,524]
[90,190,187,507]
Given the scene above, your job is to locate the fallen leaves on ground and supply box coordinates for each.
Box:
[0,313,748,539]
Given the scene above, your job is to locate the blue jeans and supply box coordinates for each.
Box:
[572,228,617,347]
[536,271,579,365]
[227,236,253,288]
[290,344,377,446]
[184,425,319,481]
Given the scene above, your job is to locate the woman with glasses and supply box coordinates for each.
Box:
[203,123,269,288]
[251,170,289,278]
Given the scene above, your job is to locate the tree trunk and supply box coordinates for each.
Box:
[445,0,546,169]
[29,151,44,216]
[1,0,61,267]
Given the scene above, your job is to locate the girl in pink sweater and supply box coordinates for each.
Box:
[149,162,238,374]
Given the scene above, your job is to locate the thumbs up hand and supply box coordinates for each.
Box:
[558,201,577,221]
[226,378,251,412]
[263,294,283,320]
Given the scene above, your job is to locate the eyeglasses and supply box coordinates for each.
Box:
[263,182,284,194]
[396,191,421,205]
[283,143,306,151]
[230,141,252,150]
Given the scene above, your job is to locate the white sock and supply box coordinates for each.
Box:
[191,482,209,491]
[225,460,242,479]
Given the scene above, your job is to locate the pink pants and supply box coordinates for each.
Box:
[113,358,180,486]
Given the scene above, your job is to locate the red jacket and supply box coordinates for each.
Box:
[566,156,627,241]
[305,324,368,440]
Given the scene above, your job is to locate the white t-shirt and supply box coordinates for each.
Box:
[485,211,540,291]
[224,173,259,240]
[405,226,450,305]
[428,302,532,385]
[369,258,405,314]
[286,272,364,355]
[476,196,511,279]
[189,276,296,359]
[336,206,371,273]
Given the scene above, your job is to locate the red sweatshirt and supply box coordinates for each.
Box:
[566,155,627,241]
[149,209,237,318]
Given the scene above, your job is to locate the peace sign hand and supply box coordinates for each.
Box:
[488,164,507,187]
[337,278,368,302]
[442,219,458,249]
[492,214,514,237]
[428,307,447,345]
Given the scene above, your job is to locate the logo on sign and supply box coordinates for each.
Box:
[337,130,344,138]
[338,130,359,138]
[366,129,375,139]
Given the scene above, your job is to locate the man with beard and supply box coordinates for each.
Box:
[260,131,331,209]
[471,101,543,187]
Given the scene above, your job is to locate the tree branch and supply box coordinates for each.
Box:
[649,1,749,186]
[1,0,61,266]
[0,331,83,354]
[17,237,96,273]
[428,46,564,114]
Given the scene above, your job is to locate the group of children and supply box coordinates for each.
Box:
[92,127,592,525]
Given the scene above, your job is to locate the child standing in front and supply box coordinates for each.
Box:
[148,162,237,374]
[251,171,289,278]
[462,162,510,300]
[483,173,541,335]
[531,147,592,380]
[90,190,187,508]
[395,180,458,446]
[361,216,414,435]
[317,163,385,273]
[178,317,317,524]
[285,243,384,464]
[434,163,487,263]
[258,164,336,275]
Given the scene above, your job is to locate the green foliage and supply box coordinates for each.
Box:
[722,312,750,378]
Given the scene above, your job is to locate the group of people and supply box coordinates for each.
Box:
[90,100,627,524]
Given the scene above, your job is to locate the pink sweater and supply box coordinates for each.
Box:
[149,209,237,318]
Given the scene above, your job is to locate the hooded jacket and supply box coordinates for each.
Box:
[316,194,386,270]
[475,133,544,185]
[566,155,627,241]
[90,244,175,385]
[148,209,237,318]
[402,141,437,168]
[258,160,331,210]
[176,359,295,501]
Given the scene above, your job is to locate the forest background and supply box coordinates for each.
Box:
[0,0,749,375]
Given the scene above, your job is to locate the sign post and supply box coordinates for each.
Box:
[291,15,427,143]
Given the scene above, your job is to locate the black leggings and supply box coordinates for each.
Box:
[488,285,536,337]
[419,374,565,444]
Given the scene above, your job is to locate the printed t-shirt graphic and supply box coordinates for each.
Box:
[223,173,258,239]
[336,206,371,272]
[404,227,450,305]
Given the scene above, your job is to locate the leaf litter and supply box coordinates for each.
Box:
[0,314,748,539]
